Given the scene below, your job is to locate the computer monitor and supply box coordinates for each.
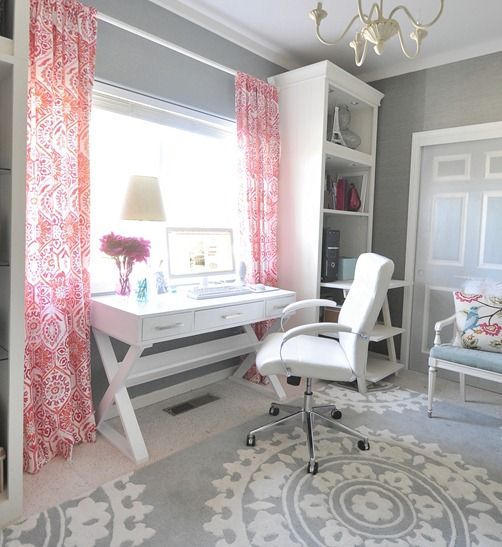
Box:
[166,227,235,279]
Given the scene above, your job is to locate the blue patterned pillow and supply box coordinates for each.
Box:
[453,291,502,353]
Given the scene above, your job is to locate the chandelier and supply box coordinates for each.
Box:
[309,1,444,66]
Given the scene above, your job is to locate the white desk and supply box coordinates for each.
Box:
[91,288,296,462]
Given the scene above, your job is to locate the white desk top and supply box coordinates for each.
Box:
[91,287,295,319]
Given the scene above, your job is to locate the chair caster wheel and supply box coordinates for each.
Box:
[246,434,256,447]
[269,405,280,416]
[330,409,342,419]
[358,439,370,451]
[307,461,318,475]
[427,410,432,418]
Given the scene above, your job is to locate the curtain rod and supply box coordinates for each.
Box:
[96,12,238,77]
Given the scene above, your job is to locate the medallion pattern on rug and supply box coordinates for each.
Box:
[315,382,428,415]
[0,474,155,546]
[204,425,502,546]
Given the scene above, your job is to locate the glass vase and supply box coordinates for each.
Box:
[115,257,133,296]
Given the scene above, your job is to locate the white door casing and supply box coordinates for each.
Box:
[403,122,502,371]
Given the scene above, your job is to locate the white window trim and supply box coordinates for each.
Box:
[93,81,235,133]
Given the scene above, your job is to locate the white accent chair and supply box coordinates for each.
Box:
[246,253,395,474]
[428,316,502,417]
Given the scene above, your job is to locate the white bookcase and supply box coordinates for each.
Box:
[269,60,406,385]
[320,280,409,383]
[0,0,28,526]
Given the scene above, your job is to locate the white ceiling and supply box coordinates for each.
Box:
[151,0,502,82]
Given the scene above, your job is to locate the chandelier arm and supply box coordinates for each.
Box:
[357,0,381,24]
[314,13,361,46]
[354,39,368,67]
[389,0,444,29]
[396,25,421,59]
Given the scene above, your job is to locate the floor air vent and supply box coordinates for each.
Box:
[163,393,219,416]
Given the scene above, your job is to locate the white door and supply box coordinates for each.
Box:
[409,136,502,373]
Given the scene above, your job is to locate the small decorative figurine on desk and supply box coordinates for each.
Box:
[136,277,148,303]
[155,262,169,294]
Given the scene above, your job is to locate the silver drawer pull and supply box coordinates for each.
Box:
[154,322,183,331]
[274,304,288,310]
[222,313,243,320]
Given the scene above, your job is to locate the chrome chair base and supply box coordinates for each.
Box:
[246,378,370,474]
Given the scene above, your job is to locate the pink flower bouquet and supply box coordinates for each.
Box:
[100,232,151,296]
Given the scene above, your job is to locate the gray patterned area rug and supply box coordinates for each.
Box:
[2,383,502,546]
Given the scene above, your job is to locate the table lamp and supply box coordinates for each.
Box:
[120,175,166,221]
[120,175,167,299]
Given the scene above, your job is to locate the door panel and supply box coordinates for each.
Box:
[486,152,502,178]
[479,192,502,268]
[410,137,502,373]
[429,194,467,264]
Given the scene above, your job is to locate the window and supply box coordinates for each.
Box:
[90,85,238,294]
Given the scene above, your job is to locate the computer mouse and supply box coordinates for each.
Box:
[255,283,266,291]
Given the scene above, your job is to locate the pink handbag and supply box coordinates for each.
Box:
[347,183,361,212]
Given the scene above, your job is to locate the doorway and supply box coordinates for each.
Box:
[403,122,502,373]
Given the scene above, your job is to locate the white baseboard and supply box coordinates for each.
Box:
[106,366,239,419]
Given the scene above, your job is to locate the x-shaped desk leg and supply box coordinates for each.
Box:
[93,328,150,463]
[231,324,287,400]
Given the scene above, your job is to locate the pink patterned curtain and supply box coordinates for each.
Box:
[235,72,280,384]
[24,0,97,473]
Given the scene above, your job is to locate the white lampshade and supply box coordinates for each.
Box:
[120,175,166,221]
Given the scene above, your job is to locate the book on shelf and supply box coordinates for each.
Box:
[335,177,348,210]
[324,174,336,209]
[325,172,368,213]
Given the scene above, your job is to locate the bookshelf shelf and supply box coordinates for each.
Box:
[0,36,13,57]
[322,209,369,217]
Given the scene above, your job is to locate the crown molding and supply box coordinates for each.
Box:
[148,0,301,71]
[358,37,502,83]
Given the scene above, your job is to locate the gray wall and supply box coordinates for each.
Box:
[372,51,502,278]
[370,51,502,365]
[85,0,286,403]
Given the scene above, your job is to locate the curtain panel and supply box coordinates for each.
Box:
[235,72,280,384]
[24,0,97,473]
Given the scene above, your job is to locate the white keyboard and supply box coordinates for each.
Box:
[187,285,254,300]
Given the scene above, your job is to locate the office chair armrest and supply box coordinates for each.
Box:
[282,322,351,344]
[281,299,338,330]
[433,314,456,346]
[278,322,352,377]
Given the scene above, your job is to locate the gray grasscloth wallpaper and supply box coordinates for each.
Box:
[370,51,502,368]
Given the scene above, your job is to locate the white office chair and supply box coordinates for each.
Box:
[246,253,395,474]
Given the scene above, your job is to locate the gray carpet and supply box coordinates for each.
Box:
[2,383,502,546]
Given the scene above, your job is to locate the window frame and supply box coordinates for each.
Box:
[90,83,239,295]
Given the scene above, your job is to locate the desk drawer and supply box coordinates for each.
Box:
[142,312,193,341]
[266,295,296,317]
[194,301,263,331]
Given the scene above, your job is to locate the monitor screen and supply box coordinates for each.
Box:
[166,228,235,278]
